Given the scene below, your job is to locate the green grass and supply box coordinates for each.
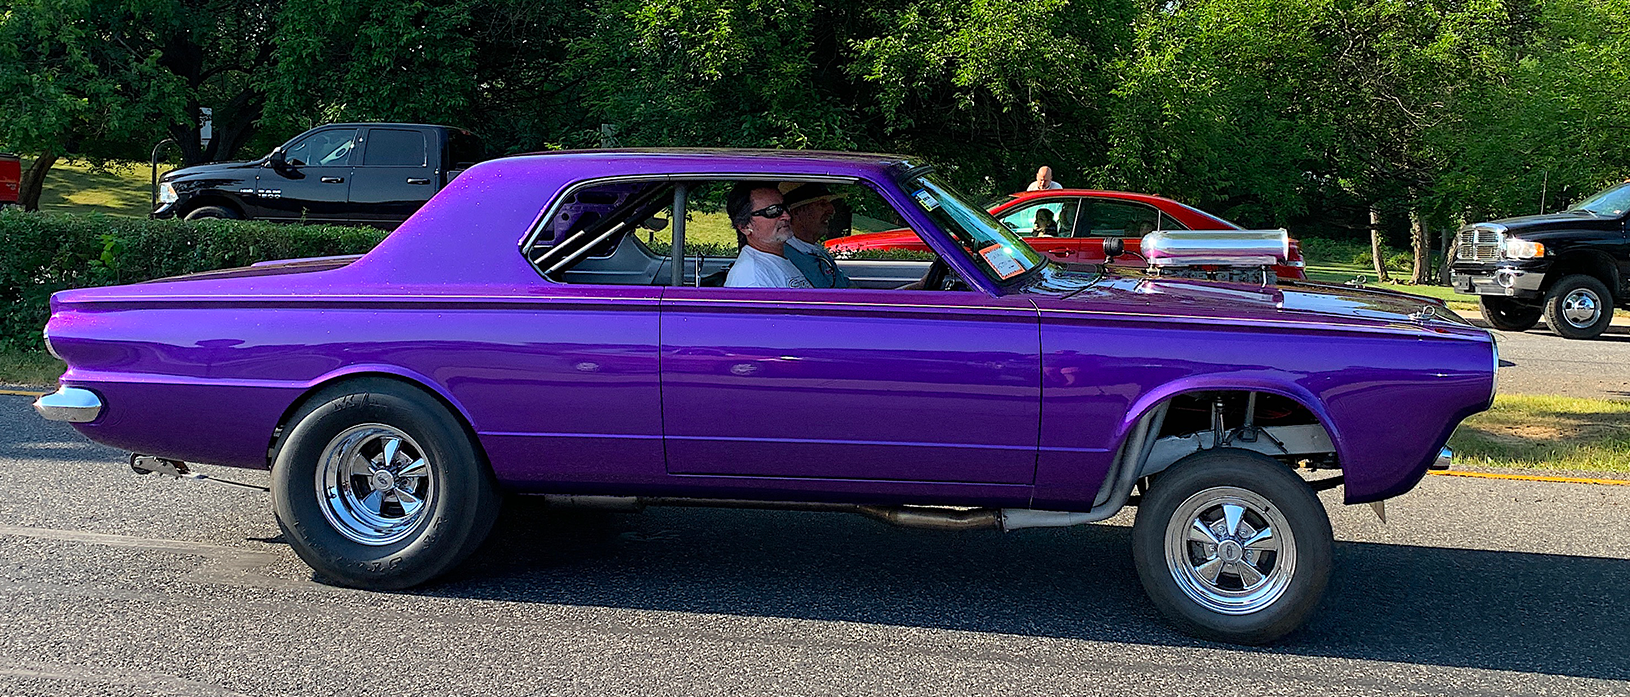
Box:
[30,158,171,218]
[1450,394,1630,473]
[0,350,63,388]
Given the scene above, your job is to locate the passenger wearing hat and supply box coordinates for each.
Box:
[778,182,852,289]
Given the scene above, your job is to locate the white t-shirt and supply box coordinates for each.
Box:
[725,244,814,288]
[1027,181,1064,191]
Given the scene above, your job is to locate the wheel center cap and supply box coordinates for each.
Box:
[370,470,395,492]
[1218,541,1243,562]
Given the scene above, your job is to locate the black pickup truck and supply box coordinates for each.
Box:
[1450,182,1630,339]
[153,123,484,228]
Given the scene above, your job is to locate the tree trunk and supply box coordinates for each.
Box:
[17,153,59,211]
[1369,206,1390,282]
[1410,207,1429,285]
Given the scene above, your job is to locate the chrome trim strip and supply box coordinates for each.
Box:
[33,387,103,423]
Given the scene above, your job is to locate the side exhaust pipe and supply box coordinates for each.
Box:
[130,454,269,491]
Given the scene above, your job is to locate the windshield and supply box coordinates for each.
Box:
[899,173,1047,282]
[1568,183,1630,216]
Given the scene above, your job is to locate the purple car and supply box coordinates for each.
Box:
[33,150,1496,644]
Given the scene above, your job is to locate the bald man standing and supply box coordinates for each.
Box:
[1027,166,1063,191]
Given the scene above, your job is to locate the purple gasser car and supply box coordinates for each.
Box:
[33,150,1496,645]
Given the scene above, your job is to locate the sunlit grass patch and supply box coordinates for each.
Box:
[1450,394,1630,473]
[0,350,64,388]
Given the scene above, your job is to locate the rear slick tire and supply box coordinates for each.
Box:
[1131,448,1332,645]
[272,378,500,590]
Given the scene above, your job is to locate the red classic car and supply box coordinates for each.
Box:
[0,153,20,207]
[827,189,1307,280]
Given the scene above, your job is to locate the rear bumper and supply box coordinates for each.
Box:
[1433,447,1452,470]
[33,387,104,423]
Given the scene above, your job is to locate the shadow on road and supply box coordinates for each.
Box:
[403,498,1630,682]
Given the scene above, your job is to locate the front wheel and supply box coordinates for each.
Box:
[1479,296,1541,332]
[183,205,240,221]
[1543,274,1614,339]
[1131,449,1332,645]
[272,378,500,590]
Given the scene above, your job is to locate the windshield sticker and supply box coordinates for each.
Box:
[980,244,1026,279]
[911,189,940,211]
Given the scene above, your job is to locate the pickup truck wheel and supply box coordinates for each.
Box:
[272,378,500,590]
[183,205,240,221]
[1479,297,1541,331]
[1543,274,1613,339]
[1131,448,1332,645]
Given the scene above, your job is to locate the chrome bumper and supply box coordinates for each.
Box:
[33,387,103,423]
[1432,447,1453,470]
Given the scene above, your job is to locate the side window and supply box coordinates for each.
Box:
[283,129,358,167]
[1081,200,1162,238]
[527,178,940,289]
[362,129,427,167]
[1157,211,1190,231]
[447,131,485,169]
[997,201,1073,237]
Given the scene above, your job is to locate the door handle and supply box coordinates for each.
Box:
[1048,250,1071,258]
[320,176,344,183]
[406,178,430,185]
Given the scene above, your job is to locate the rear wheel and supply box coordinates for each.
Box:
[272,378,500,590]
[1131,448,1332,645]
[1479,296,1541,332]
[1543,274,1613,340]
[183,205,240,221]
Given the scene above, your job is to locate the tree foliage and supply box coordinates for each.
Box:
[1,0,1627,251]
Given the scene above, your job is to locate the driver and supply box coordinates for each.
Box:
[724,183,813,288]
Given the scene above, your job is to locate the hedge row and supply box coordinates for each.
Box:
[0,211,387,351]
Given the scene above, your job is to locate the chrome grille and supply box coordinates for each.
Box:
[1455,226,1502,262]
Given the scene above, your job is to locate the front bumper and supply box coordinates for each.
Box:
[1451,265,1545,299]
[33,387,104,423]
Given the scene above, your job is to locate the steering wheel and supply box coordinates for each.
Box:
[918,258,965,291]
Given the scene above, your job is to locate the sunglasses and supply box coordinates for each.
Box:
[748,204,788,219]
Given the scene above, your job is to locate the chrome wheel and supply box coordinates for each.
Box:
[316,424,435,546]
[1561,288,1601,328]
[1164,486,1296,615]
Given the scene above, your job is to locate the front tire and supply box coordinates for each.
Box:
[1479,296,1541,332]
[1543,274,1613,339]
[1131,449,1332,645]
[183,205,240,221]
[272,378,500,590]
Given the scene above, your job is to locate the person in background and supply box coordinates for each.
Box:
[1027,166,1063,191]
[778,182,852,288]
[724,183,813,288]
[1033,208,1060,236]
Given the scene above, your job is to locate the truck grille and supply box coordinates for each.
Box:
[1455,226,1502,262]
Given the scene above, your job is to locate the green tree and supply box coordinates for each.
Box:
[0,0,283,209]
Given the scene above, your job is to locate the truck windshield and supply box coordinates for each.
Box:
[1569,183,1630,217]
[898,173,1047,283]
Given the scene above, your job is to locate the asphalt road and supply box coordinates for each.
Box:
[2,395,1628,696]
[1484,322,1630,400]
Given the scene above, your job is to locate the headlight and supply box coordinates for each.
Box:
[157,182,179,204]
[1500,236,1544,259]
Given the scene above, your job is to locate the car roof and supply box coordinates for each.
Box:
[500,148,917,168]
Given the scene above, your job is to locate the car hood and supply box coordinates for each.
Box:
[160,158,264,183]
[1485,210,1623,233]
[1027,267,1484,338]
[826,230,920,252]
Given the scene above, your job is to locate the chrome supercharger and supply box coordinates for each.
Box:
[1139,228,1290,284]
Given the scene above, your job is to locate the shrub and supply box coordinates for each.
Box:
[0,210,386,351]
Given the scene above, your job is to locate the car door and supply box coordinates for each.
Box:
[660,286,1041,484]
[349,127,438,227]
[257,127,357,223]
